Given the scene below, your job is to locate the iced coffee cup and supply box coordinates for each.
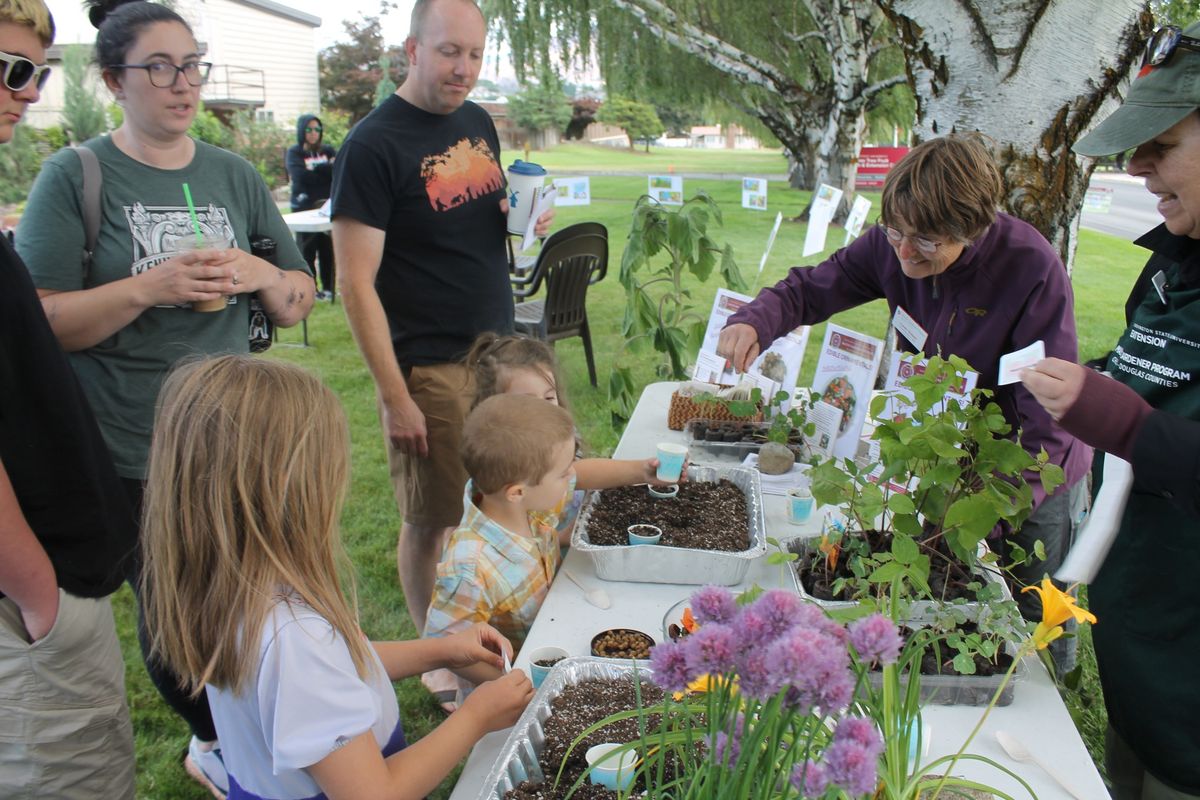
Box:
[506,160,547,235]
[177,233,233,312]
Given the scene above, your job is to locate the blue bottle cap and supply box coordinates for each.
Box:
[508,159,547,176]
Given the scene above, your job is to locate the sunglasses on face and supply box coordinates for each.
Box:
[0,50,51,93]
[113,60,212,88]
[305,125,322,133]
[1143,25,1200,68]
[878,222,944,256]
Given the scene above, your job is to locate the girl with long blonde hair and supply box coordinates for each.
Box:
[142,355,532,800]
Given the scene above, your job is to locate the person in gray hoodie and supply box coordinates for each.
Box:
[287,113,337,298]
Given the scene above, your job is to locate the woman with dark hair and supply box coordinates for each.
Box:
[1022,21,1200,797]
[287,113,336,298]
[15,0,314,794]
[717,134,1091,675]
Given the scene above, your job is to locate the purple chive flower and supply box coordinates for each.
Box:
[649,640,694,694]
[733,649,774,700]
[848,613,902,666]
[689,585,740,625]
[790,760,830,795]
[762,626,854,714]
[825,717,884,796]
[685,623,739,675]
[740,590,805,645]
[707,713,746,768]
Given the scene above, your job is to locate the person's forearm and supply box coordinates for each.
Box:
[574,458,644,490]
[341,276,410,404]
[38,278,153,351]
[371,639,441,680]
[0,462,58,622]
[256,260,315,327]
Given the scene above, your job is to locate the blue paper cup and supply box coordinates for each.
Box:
[786,486,814,525]
[655,443,687,482]
[527,646,568,689]
[627,524,663,545]
[586,743,637,790]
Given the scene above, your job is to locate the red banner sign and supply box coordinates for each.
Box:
[855,146,909,189]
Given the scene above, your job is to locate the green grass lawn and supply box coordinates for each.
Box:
[517,141,791,175]
[117,149,1140,797]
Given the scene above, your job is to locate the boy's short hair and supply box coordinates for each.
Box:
[0,0,55,46]
[461,394,575,495]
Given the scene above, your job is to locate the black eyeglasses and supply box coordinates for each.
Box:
[1143,25,1200,68]
[877,222,944,256]
[0,50,51,92]
[114,61,212,88]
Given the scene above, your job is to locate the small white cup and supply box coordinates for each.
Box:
[585,743,637,790]
[655,443,688,483]
[627,524,663,545]
[786,486,814,525]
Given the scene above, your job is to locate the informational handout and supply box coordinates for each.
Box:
[648,175,684,205]
[519,185,557,252]
[552,177,591,206]
[843,195,872,246]
[809,323,883,460]
[742,177,768,211]
[1056,455,1133,584]
[693,288,809,404]
[802,183,844,257]
[998,340,1045,386]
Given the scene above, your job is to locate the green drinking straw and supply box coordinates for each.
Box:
[181,182,203,246]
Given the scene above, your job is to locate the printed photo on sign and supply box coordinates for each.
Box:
[742,177,768,211]
[810,323,883,459]
[880,352,977,422]
[648,175,683,205]
[553,177,591,206]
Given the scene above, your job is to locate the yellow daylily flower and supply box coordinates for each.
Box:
[1021,578,1097,650]
[673,673,737,701]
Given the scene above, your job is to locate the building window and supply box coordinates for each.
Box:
[255,110,274,123]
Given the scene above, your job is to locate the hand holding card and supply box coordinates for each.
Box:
[998,340,1045,385]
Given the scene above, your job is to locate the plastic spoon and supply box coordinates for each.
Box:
[995,730,1086,800]
[560,567,612,609]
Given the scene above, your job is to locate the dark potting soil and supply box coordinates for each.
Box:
[791,529,985,604]
[502,677,666,800]
[912,623,1015,678]
[584,480,749,551]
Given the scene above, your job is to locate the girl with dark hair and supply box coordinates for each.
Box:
[15,0,315,795]
[287,113,336,298]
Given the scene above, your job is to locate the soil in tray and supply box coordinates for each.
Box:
[791,529,988,604]
[584,480,749,551]
[689,420,805,447]
[503,677,667,800]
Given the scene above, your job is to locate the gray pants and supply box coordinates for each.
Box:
[1107,725,1200,799]
[0,591,135,799]
[999,478,1089,676]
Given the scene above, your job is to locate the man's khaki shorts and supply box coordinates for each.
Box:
[384,362,475,529]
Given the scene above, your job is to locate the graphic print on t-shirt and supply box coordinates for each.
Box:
[420,137,504,212]
[124,202,239,306]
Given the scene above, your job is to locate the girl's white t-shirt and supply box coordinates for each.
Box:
[205,599,405,799]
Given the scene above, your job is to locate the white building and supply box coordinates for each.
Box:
[29,0,321,129]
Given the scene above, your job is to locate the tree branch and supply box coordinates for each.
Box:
[862,73,908,100]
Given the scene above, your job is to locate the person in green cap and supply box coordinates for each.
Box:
[1020,20,1200,800]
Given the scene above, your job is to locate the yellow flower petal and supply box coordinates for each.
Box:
[1021,578,1097,630]
[1031,621,1064,650]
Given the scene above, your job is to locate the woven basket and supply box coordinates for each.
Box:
[667,390,763,431]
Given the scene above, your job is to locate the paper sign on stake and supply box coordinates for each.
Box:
[742,177,768,211]
[552,177,591,206]
[802,183,844,257]
[648,175,683,205]
[757,212,784,279]
[843,195,872,246]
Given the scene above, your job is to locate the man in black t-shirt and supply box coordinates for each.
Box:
[0,2,137,793]
[331,0,553,650]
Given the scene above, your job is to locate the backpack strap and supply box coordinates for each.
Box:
[71,145,102,279]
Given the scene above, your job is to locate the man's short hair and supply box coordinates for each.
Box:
[461,394,575,495]
[0,0,55,46]
[409,0,483,42]
[880,133,1002,244]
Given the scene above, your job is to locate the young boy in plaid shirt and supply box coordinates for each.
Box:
[422,394,577,696]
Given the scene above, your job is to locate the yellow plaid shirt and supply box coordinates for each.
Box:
[422,480,571,652]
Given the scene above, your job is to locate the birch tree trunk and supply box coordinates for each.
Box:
[878,0,1152,271]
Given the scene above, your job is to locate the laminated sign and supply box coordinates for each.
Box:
[810,323,883,459]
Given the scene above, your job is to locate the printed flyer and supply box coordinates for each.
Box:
[809,323,883,459]
[741,177,768,211]
[879,352,978,422]
[552,177,591,206]
[693,288,810,403]
[648,175,684,205]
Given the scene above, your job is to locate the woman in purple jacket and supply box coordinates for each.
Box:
[717,134,1091,674]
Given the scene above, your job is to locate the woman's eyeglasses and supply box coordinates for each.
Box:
[877,223,944,256]
[0,50,51,93]
[114,61,212,88]
[1143,25,1200,68]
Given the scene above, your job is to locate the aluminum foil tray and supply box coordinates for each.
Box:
[472,656,653,800]
[570,465,766,585]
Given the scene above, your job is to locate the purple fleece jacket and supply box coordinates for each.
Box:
[728,213,1091,508]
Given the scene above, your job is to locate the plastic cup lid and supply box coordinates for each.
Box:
[508,159,547,176]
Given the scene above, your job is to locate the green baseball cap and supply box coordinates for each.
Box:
[1073,20,1200,157]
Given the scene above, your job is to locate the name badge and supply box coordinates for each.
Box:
[892,306,928,351]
